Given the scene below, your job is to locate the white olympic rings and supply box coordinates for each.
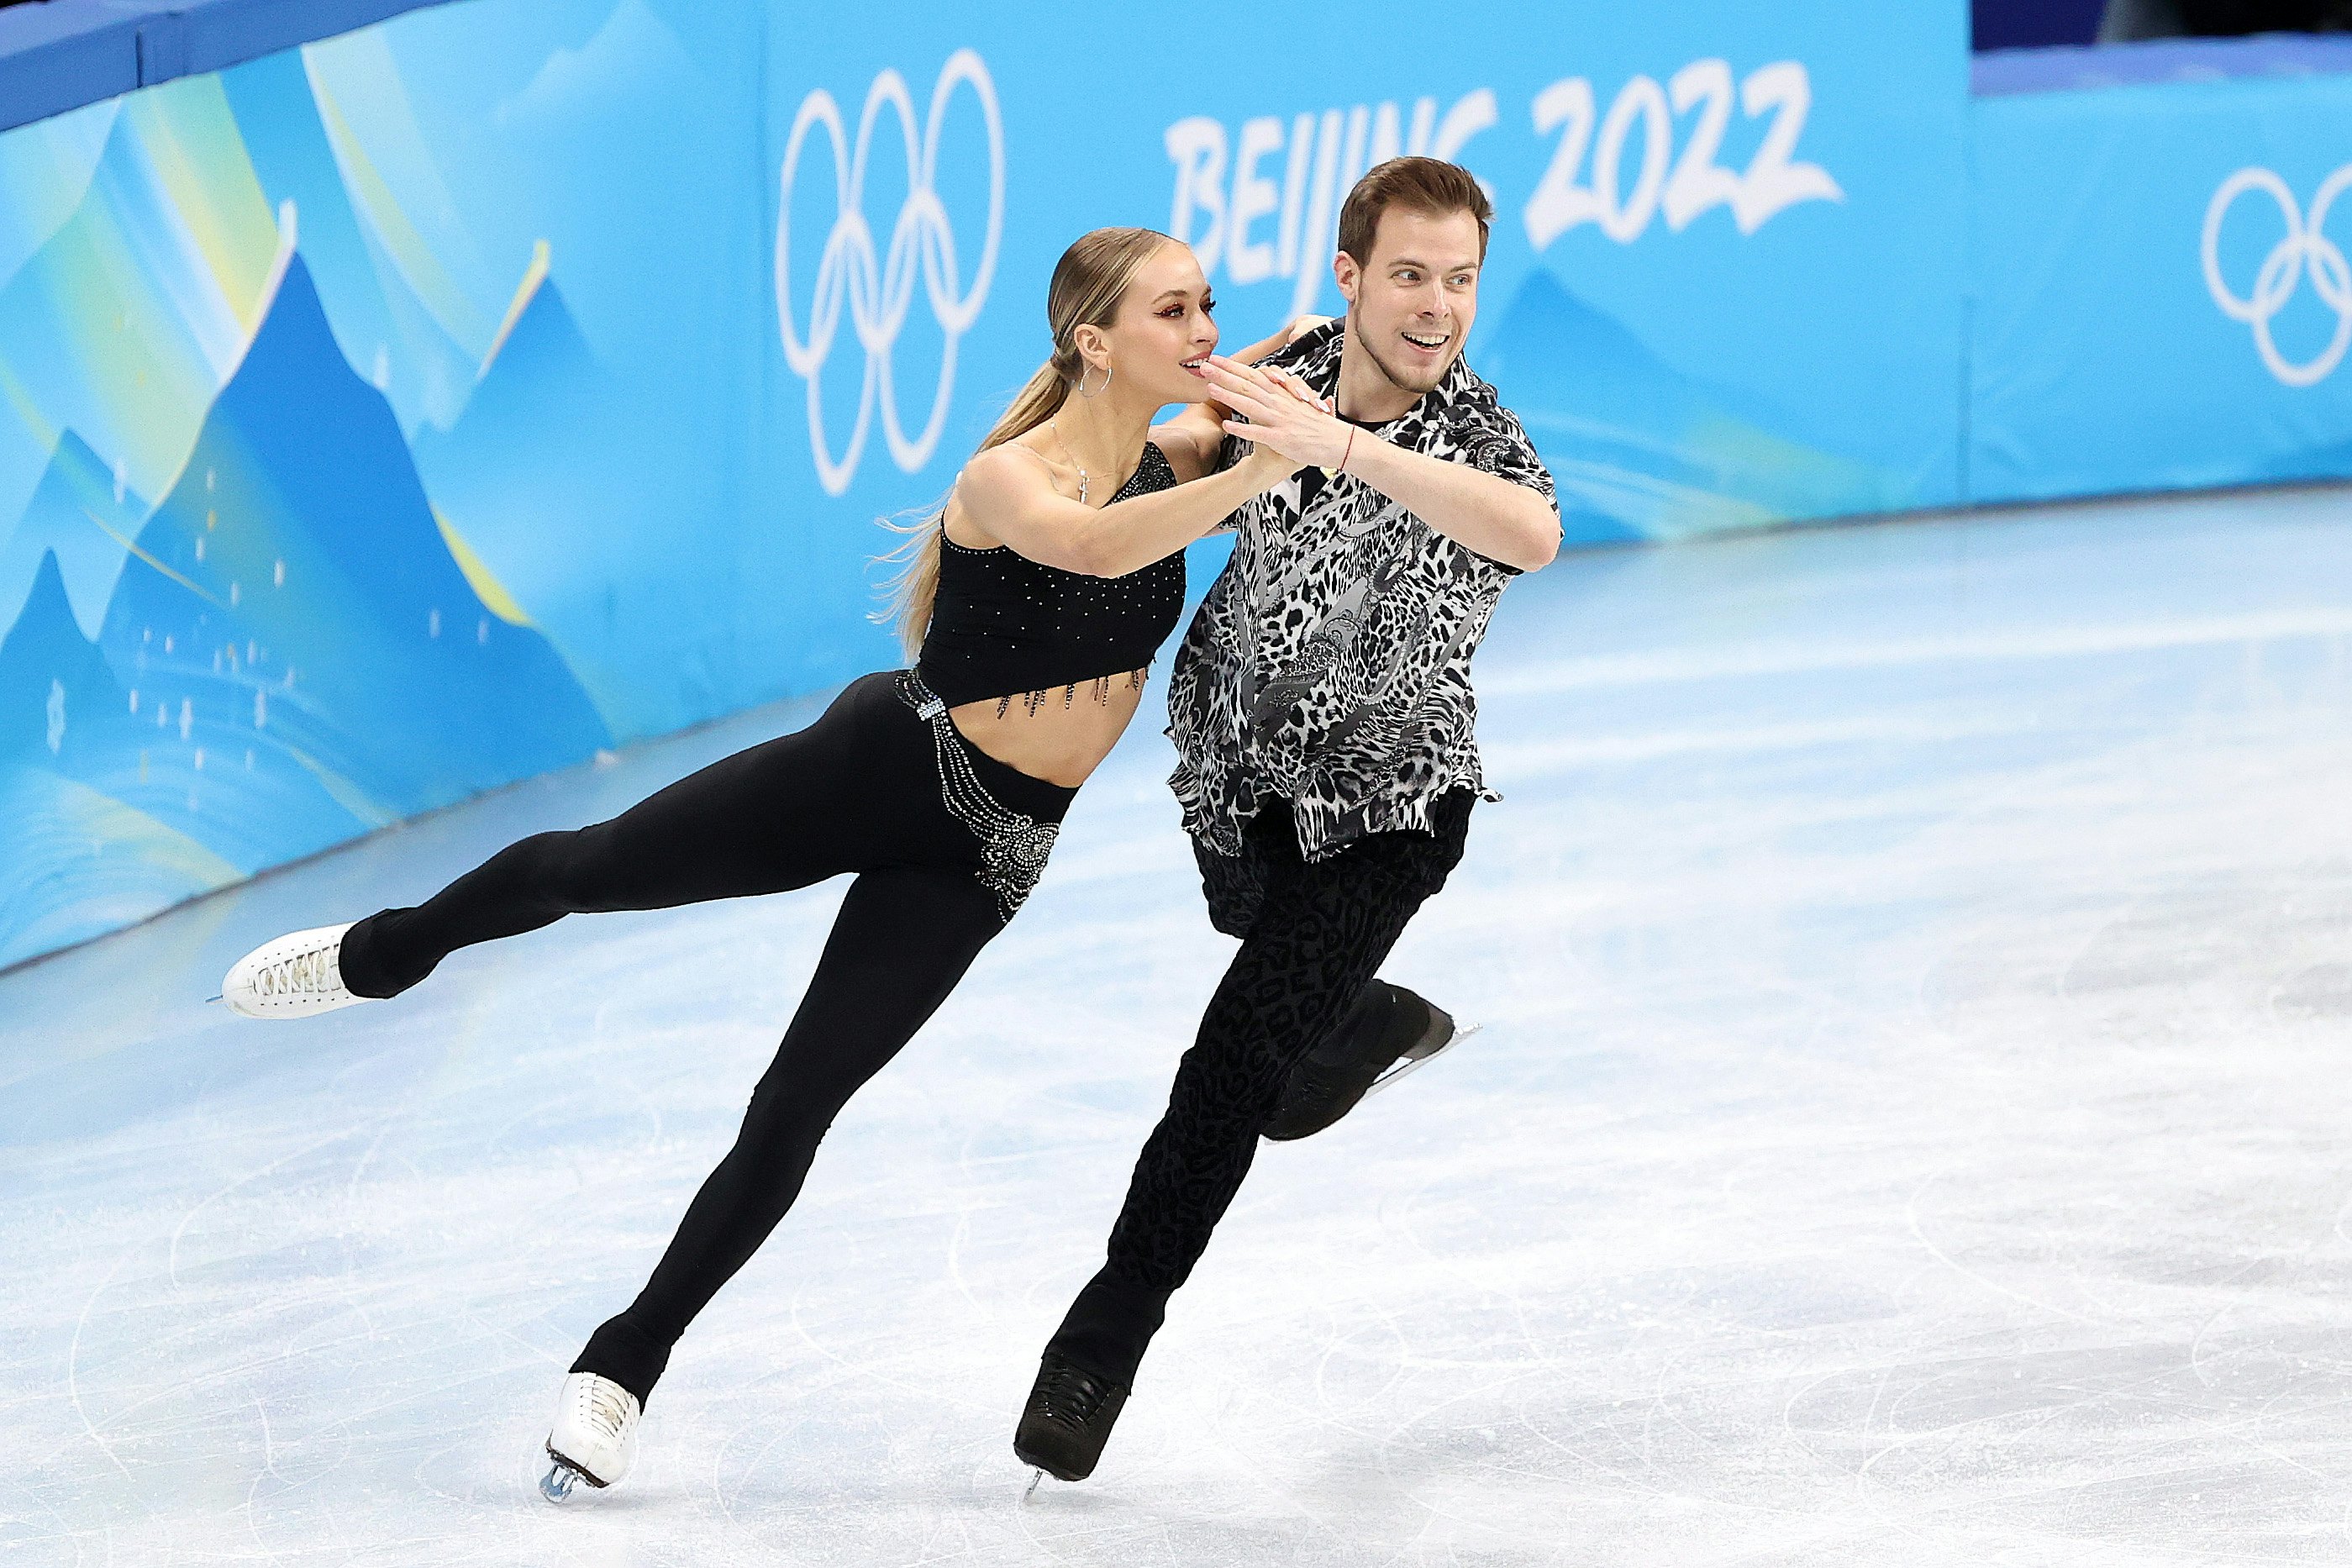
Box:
[2202,163,2352,390]
[776,50,1005,495]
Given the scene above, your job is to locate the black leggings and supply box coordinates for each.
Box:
[1045,790,1472,1386]
[337,671,1075,1405]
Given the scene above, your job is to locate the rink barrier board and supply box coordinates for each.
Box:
[1965,68,2352,503]
[0,1,2347,971]
[0,0,457,134]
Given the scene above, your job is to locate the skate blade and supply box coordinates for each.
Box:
[1365,1021,1479,1098]
[1023,1466,1045,1501]
[539,1449,603,1504]
[204,995,223,1005]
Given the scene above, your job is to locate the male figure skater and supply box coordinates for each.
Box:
[1013,157,1562,1481]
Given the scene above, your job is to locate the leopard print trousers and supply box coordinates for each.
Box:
[1108,788,1473,1292]
[1044,790,1474,1385]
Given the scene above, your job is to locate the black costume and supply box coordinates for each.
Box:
[338,445,1183,1405]
[1039,324,1560,1397]
[1044,787,1474,1385]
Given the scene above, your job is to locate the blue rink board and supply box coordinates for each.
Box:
[4,0,2351,976]
[0,0,455,134]
[1968,70,2352,502]
[0,0,1971,971]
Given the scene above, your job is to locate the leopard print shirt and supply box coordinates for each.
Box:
[1169,321,1558,860]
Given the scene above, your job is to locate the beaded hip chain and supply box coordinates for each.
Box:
[897,671,1060,922]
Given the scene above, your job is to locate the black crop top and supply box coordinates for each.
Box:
[916,442,1187,709]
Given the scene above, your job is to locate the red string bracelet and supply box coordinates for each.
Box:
[1339,425,1356,473]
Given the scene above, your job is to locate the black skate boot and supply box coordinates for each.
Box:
[1014,1354,1129,1482]
[1262,981,1460,1142]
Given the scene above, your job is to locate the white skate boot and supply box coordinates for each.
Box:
[540,1372,639,1502]
[218,923,370,1018]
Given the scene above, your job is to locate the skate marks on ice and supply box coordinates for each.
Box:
[8,486,2352,1560]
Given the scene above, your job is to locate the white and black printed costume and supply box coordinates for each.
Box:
[1044,321,1560,1391]
[1171,318,1558,860]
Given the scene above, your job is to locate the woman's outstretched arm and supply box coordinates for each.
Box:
[955,360,1316,579]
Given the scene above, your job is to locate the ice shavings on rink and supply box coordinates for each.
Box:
[6,485,2352,1563]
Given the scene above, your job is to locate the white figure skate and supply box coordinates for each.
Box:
[540,1372,639,1503]
[218,923,371,1018]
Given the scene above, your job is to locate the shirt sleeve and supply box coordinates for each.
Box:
[1429,397,1560,578]
[1453,401,1560,520]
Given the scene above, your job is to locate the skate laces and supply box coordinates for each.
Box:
[1033,1360,1117,1426]
[257,943,339,997]
[577,1378,634,1441]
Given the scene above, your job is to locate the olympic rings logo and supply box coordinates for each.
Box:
[2202,163,2352,389]
[776,50,1005,495]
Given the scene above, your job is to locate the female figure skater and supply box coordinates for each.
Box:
[213,227,1314,1500]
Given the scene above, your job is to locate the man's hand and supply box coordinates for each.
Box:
[1207,360,1560,573]
[1212,357,1328,487]
[1207,359,1350,470]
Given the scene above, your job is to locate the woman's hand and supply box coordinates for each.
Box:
[1207,356,1326,489]
[1234,429,1306,490]
[1283,313,1335,345]
[1210,357,1351,472]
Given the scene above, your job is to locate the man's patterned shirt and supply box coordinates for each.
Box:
[1169,320,1559,860]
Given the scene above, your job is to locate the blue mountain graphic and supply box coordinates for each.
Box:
[81,249,611,872]
[0,94,243,544]
[1481,270,1871,543]
[409,266,599,611]
[0,553,226,968]
[0,550,126,766]
[408,264,658,728]
[0,429,145,639]
[221,49,476,436]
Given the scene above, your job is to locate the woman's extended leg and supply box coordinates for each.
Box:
[569,864,1008,1403]
[339,676,897,997]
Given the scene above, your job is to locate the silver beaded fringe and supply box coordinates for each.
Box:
[898,672,1060,921]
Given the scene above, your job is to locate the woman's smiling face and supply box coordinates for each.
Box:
[1076,241,1221,405]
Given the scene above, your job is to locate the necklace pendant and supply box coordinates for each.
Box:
[1050,417,1091,506]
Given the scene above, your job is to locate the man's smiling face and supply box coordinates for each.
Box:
[1336,205,1484,398]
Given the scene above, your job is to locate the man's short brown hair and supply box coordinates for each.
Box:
[1336,156,1493,267]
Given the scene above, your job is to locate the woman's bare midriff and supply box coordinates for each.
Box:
[948,670,1150,789]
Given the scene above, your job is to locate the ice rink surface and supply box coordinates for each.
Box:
[7,486,2352,1565]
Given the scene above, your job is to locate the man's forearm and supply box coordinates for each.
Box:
[1344,437,1560,571]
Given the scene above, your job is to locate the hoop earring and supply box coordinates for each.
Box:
[1076,360,1112,398]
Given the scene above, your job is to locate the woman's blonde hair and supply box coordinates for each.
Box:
[880,225,1176,655]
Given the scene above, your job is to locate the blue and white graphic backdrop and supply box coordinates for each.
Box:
[769,4,1971,545]
[0,0,1972,966]
[1970,71,2352,502]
